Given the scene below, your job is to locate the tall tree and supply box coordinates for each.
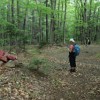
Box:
[23,0,29,31]
[63,0,67,44]
[17,0,20,28]
[50,0,56,44]
[11,0,14,24]
[46,0,49,43]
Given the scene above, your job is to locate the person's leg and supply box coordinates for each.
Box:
[69,53,73,72]
[69,53,76,72]
[71,55,76,72]
[1,60,8,66]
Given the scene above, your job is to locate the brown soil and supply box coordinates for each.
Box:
[0,45,100,100]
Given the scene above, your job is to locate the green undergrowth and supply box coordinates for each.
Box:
[27,57,51,75]
[27,47,41,55]
[95,53,100,58]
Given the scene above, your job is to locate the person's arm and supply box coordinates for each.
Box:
[69,45,74,52]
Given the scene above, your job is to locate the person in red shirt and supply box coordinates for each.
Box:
[68,38,76,72]
[0,50,18,66]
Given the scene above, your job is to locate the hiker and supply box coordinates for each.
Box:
[87,39,91,45]
[86,38,91,45]
[68,38,80,72]
[0,50,18,66]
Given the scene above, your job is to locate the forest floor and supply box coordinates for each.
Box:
[0,45,100,100]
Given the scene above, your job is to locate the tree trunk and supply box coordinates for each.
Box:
[17,0,20,28]
[22,0,29,50]
[39,11,43,42]
[7,1,11,22]
[35,0,43,43]
[62,0,67,44]
[46,0,48,43]
[58,0,60,28]
[50,0,56,44]
[11,0,14,24]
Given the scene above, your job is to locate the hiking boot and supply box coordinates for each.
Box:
[70,68,76,72]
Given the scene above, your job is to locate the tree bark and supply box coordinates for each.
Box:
[50,0,56,44]
[46,0,48,43]
[63,0,67,44]
[11,0,14,24]
[17,0,20,28]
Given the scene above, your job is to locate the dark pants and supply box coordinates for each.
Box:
[69,52,76,68]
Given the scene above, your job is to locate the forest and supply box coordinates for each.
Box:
[0,0,100,100]
[0,0,100,50]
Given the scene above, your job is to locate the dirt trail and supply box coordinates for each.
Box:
[0,45,100,100]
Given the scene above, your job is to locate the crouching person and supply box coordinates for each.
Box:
[0,50,18,66]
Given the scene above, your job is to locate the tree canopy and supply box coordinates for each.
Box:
[0,0,100,50]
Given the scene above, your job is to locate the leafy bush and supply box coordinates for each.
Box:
[28,58,43,70]
[39,41,47,49]
[28,57,51,74]
[96,53,100,58]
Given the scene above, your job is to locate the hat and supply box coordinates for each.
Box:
[69,38,75,43]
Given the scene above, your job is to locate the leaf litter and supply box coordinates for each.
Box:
[0,45,100,100]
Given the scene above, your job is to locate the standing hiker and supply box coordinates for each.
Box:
[68,38,80,72]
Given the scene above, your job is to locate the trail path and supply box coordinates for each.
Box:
[0,45,100,100]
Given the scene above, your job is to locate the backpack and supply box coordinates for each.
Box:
[74,44,80,56]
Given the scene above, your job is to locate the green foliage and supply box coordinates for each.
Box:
[28,58,43,70]
[95,53,100,58]
[66,4,75,35]
[39,40,47,49]
[28,57,50,74]
[27,47,41,55]
[6,23,17,34]
[0,0,99,47]
[96,39,100,44]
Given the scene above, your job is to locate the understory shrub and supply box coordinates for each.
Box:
[28,57,51,74]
